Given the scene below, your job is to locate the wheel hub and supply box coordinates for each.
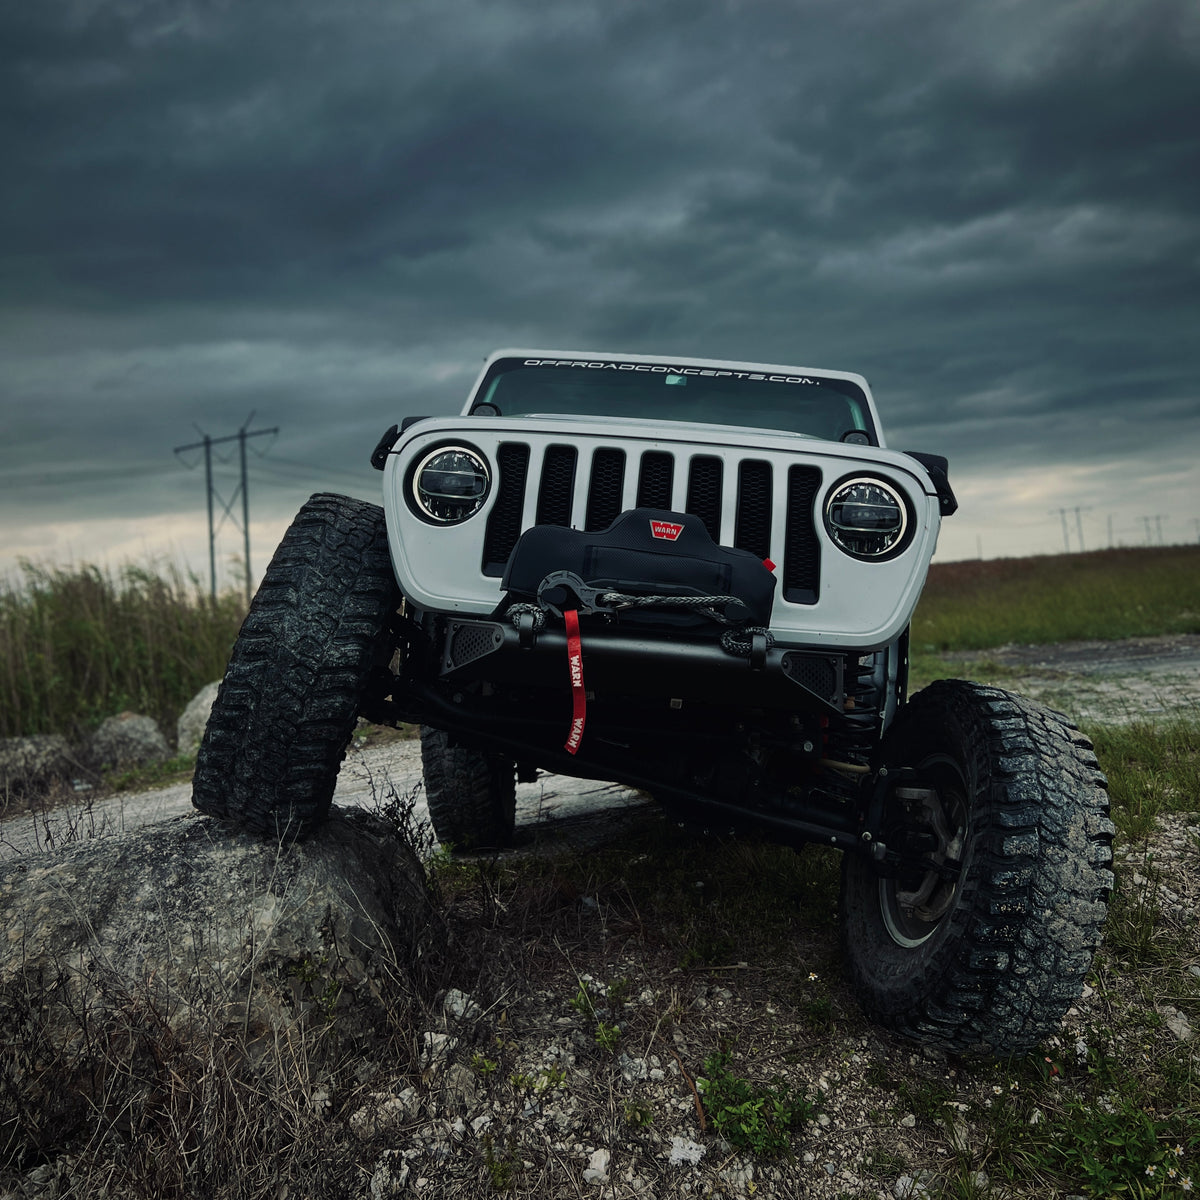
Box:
[879,769,968,949]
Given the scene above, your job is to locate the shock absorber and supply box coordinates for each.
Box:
[825,652,883,768]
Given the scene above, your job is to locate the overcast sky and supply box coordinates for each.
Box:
[3,0,1197,588]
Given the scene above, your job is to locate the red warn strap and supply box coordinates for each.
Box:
[564,608,586,754]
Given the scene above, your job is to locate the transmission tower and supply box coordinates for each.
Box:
[175,417,279,603]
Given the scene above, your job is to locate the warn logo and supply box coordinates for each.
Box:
[650,520,684,541]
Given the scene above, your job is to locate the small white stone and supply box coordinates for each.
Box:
[1165,1010,1193,1042]
[583,1148,610,1184]
[899,1113,917,1128]
[419,1031,457,1068]
[443,989,481,1022]
[668,1137,706,1166]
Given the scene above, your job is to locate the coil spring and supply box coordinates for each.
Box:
[826,654,882,766]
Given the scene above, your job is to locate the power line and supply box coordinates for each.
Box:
[1138,515,1169,547]
[174,418,279,603]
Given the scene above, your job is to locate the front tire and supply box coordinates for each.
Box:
[840,680,1113,1056]
[192,493,400,838]
[420,727,516,850]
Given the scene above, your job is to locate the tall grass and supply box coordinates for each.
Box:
[0,561,245,742]
[913,545,1200,651]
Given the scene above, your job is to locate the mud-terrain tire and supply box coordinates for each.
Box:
[420,726,516,850]
[192,493,400,838]
[839,679,1113,1056]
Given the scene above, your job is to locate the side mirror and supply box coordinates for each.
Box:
[903,451,958,516]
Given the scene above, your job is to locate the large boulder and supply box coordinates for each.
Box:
[0,734,74,793]
[87,711,170,769]
[0,807,438,1047]
[176,680,221,756]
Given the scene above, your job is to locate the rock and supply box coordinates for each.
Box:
[720,1159,754,1190]
[0,734,74,792]
[88,712,169,769]
[443,987,482,1022]
[350,1088,422,1140]
[1163,1009,1193,1042]
[948,1120,970,1152]
[420,1031,458,1070]
[894,1175,932,1199]
[583,1148,610,1184]
[899,1112,917,1128]
[438,1062,480,1115]
[176,681,221,756]
[370,1149,410,1198]
[668,1137,705,1166]
[0,807,437,1050]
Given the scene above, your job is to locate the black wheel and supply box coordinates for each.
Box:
[839,679,1113,1056]
[192,493,400,837]
[420,726,516,850]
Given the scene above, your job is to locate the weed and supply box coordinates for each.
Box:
[606,975,632,1005]
[862,1149,909,1179]
[595,1021,622,1054]
[697,1050,814,1157]
[568,980,597,1020]
[1106,862,1174,967]
[287,956,342,1023]
[895,1076,955,1124]
[799,994,834,1033]
[624,1100,654,1127]
[1033,1095,1193,1197]
[482,1134,517,1192]
[472,1053,499,1077]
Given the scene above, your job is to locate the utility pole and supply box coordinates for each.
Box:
[1139,515,1168,547]
[175,417,279,603]
[1073,506,1088,553]
[1107,513,1113,550]
[1052,508,1072,552]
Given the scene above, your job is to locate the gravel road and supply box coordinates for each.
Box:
[938,632,1200,723]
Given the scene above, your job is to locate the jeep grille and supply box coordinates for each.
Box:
[482,441,821,604]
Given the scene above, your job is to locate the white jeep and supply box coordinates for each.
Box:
[193,349,1113,1056]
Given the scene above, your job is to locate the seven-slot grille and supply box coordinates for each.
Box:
[482,442,821,604]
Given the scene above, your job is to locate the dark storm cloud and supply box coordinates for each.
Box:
[1,0,1197,558]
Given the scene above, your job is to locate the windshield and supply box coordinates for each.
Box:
[471,356,877,444]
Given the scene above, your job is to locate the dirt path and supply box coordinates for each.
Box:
[936,632,1200,723]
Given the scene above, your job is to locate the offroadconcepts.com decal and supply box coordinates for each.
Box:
[522,359,822,385]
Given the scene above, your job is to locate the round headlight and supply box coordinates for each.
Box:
[411,445,490,524]
[824,477,909,560]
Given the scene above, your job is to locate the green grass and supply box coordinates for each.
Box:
[0,559,245,743]
[913,546,1200,652]
[1091,718,1200,842]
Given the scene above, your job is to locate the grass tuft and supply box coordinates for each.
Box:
[0,559,245,742]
